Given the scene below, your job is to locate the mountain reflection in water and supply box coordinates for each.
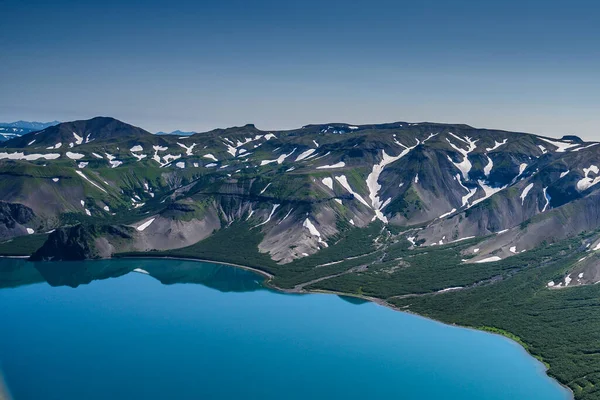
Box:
[0,258,266,293]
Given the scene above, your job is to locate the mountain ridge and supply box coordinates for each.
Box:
[0,116,599,283]
[0,120,60,130]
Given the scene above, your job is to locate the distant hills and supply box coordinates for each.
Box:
[1,120,60,130]
[155,130,196,136]
[0,120,60,141]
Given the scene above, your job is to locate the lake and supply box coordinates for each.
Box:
[0,258,570,400]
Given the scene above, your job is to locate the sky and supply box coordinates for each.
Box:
[1,0,598,139]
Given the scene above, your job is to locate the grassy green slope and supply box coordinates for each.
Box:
[387,236,599,399]
[0,234,48,256]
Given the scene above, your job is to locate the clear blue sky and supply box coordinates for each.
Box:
[1,0,598,139]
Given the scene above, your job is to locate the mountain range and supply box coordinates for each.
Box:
[0,116,598,287]
[4,116,600,396]
[0,120,60,141]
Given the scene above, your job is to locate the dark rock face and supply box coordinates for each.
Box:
[0,201,34,226]
[561,135,584,144]
[29,224,137,261]
[0,202,35,240]
[30,225,98,261]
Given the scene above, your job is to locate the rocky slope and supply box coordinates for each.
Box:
[0,201,38,240]
[1,117,598,283]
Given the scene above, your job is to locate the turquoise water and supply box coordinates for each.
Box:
[0,258,570,400]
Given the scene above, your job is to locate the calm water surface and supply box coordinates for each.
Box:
[0,258,570,400]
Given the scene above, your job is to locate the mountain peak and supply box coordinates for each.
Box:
[1,117,152,148]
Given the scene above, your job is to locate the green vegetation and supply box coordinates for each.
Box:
[117,221,279,273]
[386,186,424,218]
[386,235,599,399]
[0,233,48,256]
[477,326,537,359]
[270,222,384,287]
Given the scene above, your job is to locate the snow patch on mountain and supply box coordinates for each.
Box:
[538,137,580,152]
[75,170,107,193]
[316,162,345,169]
[335,175,371,208]
[177,142,197,156]
[367,141,417,222]
[322,177,333,190]
[485,139,508,152]
[438,208,456,219]
[66,152,85,160]
[0,152,60,161]
[136,218,156,231]
[295,148,316,162]
[483,155,493,177]
[254,204,280,227]
[72,132,83,145]
[542,187,551,212]
[132,152,147,161]
[454,174,477,207]
[278,208,294,224]
[571,143,599,152]
[520,183,534,205]
[303,218,328,247]
[223,135,267,157]
[260,183,272,194]
[471,181,506,207]
[476,256,502,263]
[577,165,600,191]
[105,153,123,168]
[446,134,478,180]
[260,148,296,166]
[538,145,547,154]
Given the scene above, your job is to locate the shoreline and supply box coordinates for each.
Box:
[120,255,275,280]
[1,253,574,399]
[120,254,574,399]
